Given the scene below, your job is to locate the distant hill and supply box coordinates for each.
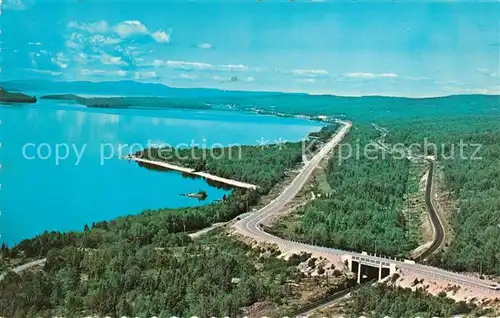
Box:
[0,87,37,104]
[202,93,500,122]
[1,79,280,99]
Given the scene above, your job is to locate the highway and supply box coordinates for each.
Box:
[233,121,499,293]
[415,159,446,262]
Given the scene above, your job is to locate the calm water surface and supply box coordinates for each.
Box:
[1,99,322,245]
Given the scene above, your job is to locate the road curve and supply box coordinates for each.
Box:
[0,258,47,281]
[415,160,446,262]
[233,121,499,293]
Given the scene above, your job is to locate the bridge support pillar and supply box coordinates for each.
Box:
[357,264,361,284]
[390,263,397,275]
[378,263,382,281]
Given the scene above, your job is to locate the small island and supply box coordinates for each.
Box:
[0,88,37,104]
[180,190,208,200]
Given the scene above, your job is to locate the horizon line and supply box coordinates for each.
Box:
[3,78,500,100]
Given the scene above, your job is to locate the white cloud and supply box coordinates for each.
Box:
[51,52,69,69]
[65,33,86,50]
[151,60,252,73]
[164,60,213,70]
[344,72,398,79]
[99,53,127,65]
[213,75,239,83]
[197,43,213,49]
[296,78,316,83]
[27,69,62,76]
[113,20,149,38]
[134,71,158,79]
[219,64,249,71]
[80,69,127,77]
[68,21,109,34]
[443,86,499,95]
[74,52,89,64]
[28,52,37,67]
[89,34,122,46]
[151,30,171,43]
[2,0,33,10]
[477,68,498,78]
[179,74,198,80]
[292,69,328,76]
[65,32,121,52]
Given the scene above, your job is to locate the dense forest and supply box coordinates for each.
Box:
[0,88,37,104]
[9,188,257,259]
[136,124,338,194]
[0,233,306,317]
[203,94,498,122]
[270,112,500,274]
[382,115,500,275]
[270,125,416,257]
[345,282,486,318]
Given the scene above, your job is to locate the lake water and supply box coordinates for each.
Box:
[1,99,322,245]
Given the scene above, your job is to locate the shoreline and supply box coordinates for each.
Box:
[128,156,258,190]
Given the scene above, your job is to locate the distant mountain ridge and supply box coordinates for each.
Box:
[1,79,283,99]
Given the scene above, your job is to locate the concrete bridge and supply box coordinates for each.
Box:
[343,254,398,283]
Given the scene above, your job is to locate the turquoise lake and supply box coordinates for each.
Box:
[1,99,322,245]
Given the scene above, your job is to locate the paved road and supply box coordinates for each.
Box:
[415,159,446,262]
[233,121,499,293]
[0,258,46,281]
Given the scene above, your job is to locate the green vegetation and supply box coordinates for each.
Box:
[383,115,500,275]
[0,122,345,317]
[137,124,338,194]
[9,189,257,259]
[41,94,210,109]
[42,91,499,122]
[139,144,302,195]
[203,93,498,122]
[3,90,499,316]
[403,161,429,248]
[0,233,305,317]
[271,112,500,274]
[346,283,486,318]
[0,88,37,104]
[270,126,417,257]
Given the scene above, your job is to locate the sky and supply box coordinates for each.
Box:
[1,0,499,97]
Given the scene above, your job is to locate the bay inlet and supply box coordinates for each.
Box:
[2,99,323,245]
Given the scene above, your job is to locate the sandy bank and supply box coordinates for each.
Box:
[128,157,258,190]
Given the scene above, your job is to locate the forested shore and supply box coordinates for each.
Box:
[2,94,499,316]
[135,124,338,194]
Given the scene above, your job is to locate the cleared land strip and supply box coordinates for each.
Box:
[127,157,258,190]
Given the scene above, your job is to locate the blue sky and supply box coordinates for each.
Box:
[2,0,499,97]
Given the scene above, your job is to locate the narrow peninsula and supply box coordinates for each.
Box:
[41,94,210,110]
[0,88,37,104]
